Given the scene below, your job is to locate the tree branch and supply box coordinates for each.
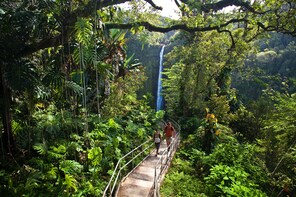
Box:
[144,0,163,10]
[18,0,295,56]
[21,28,71,57]
[201,0,262,14]
[105,18,245,33]
[179,0,266,14]
[217,29,235,51]
[20,18,246,56]
[21,0,164,56]
[80,0,162,16]
[174,0,181,8]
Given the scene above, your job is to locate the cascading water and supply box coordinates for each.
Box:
[156,45,165,111]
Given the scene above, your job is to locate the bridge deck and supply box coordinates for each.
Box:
[117,141,170,197]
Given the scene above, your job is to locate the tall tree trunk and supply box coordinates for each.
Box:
[0,67,14,155]
[95,67,100,116]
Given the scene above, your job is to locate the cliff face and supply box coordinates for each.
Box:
[125,31,177,109]
[126,40,162,109]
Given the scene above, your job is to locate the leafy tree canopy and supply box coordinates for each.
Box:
[1,0,295,58]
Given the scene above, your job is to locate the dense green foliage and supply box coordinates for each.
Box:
[160,31,296,196]
[1,0,296,196]
[0,1,164,196]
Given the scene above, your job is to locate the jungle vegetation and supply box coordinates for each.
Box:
[0,0,295,196]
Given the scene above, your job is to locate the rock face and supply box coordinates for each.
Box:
[126,40,161,109]
[125,32,177,109]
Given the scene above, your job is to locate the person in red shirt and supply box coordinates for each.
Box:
[163,122,175,151]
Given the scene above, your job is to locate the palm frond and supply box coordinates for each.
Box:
[65,80,83,95]
[5,59,39,92]
[75,18,93,46]
[123,54,135,69]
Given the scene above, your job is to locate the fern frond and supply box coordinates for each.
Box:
[25,173,41,191]
[46,166,58,180]
[65,80,83,95]
[48,150,65,160]
[67,141,83,154]
[60,160,83,175]
[70,70,83,85]
[6,59,39,92]
[73,46,81,65]
[33,143,48,155]
[63,174,78,192]
[52,144,67,154]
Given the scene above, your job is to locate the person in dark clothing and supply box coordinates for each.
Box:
[153,130,162,156]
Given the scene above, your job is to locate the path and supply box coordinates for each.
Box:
[116,140,176,197]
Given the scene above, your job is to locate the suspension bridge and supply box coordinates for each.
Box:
[103,121,181,197]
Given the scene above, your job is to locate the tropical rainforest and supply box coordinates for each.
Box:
[0,0,296,196]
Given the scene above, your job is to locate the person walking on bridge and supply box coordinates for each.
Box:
[163,122,175,151]
[153,130,162,156]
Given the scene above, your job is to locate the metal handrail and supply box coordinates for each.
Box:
[113,142,154,196]
[103,120,181,197]
[153,121,181,197]
[102,139,154,197]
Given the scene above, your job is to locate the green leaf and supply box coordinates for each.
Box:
[33,143,48,155]
[60,160,83,175]
[63,174,78,192]
[88,147,102,166]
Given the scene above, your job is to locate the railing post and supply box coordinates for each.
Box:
[167,146,169,158]
[132,152,134,169]
[161,155,163,172]
[154,166,157,197]
[109,183,111,197]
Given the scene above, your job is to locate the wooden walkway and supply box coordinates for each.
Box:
[116,141,176,197]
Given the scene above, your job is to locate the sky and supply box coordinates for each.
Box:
[119,0,181,19]
[119,0,235,19]
[154,0,180,19]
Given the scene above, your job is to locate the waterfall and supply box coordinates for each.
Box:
[156,45,165,111]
